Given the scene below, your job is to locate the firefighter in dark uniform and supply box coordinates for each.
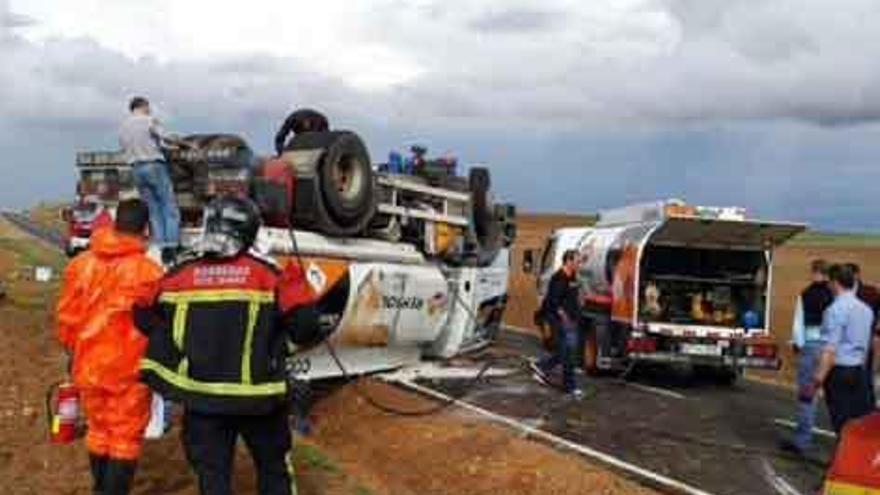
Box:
[135,195,319,495]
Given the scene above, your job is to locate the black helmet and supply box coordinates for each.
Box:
[199,195,261,257]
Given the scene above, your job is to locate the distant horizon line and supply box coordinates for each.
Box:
[6,200,880,238]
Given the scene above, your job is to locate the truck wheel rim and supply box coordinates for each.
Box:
[330,154,365,203]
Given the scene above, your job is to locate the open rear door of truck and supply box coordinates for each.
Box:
[648,217,806,250]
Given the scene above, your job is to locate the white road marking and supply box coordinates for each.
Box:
[502,324,539,336]
[380,362,517,382]
[760,458,804,495]
[772,418,836,439]
[627,382,687,400]
[384,376,716,495]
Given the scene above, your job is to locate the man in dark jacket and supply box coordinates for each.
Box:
[531,249,583,398]
[847,263,880,408]
[781,259,833,455]
[136,196,320,495]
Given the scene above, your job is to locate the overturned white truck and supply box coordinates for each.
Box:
[526,199,805,383]
[69,130,516,380]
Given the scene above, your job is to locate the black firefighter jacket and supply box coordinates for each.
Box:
[135,252,318,415]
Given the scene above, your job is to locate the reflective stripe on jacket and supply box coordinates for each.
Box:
[137,252,314,415]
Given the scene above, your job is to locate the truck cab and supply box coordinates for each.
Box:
[529,199,805,383]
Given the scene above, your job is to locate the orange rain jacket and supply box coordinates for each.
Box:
[57,227,163,391]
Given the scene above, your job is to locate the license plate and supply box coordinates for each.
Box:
[681,343,722,356]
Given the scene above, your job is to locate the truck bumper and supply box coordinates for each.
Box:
[628,351,780,370]
[69,236,90,249]
[65,236,90,257]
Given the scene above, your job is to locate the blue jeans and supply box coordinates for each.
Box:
[132,160,180,247]
[793,341,822,449]
[539,315,578,393]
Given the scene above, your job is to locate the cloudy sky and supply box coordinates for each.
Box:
[2,0,880,231]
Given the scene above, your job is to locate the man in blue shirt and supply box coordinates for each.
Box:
[803,264,874,434]
[846,263,880,408]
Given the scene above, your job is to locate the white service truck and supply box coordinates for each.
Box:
[525,199,805,383]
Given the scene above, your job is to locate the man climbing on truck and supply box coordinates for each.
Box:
[531,249,584,398]
[119,96,188,264]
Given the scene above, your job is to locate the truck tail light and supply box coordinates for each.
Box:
[627,337,657,354]
[747,343,776,358]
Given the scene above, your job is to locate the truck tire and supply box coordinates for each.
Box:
[583,327,600,376]
[470,167,491,239]
[469,167,490,193]
[285,131,376,236]
[65,245,84,258]
[469,167,502,266]
[318,132,375,228]
[717,366,742,386]
[694,365,741,386]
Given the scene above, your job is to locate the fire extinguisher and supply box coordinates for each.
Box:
[46,381,81,444]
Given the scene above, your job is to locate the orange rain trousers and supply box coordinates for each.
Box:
[81,383,152,460]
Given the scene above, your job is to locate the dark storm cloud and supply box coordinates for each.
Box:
[4,0,880,232]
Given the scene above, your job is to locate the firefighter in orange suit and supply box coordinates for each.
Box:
[135,195,321,495]
[56,199,164,495]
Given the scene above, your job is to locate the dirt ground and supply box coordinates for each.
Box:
[311,381,657,495]
[504,214,880,386]
[0,216,657,495]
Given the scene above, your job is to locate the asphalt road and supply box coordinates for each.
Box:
[414,329,835,495]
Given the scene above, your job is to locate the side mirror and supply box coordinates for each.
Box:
[522,249,536,274]
[60,206,73,222]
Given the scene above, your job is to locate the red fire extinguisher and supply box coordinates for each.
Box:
[46,381,81,444]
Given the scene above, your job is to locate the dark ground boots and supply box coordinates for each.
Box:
[90,454,136,495]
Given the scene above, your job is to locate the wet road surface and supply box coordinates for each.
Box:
[412,329,834,495]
